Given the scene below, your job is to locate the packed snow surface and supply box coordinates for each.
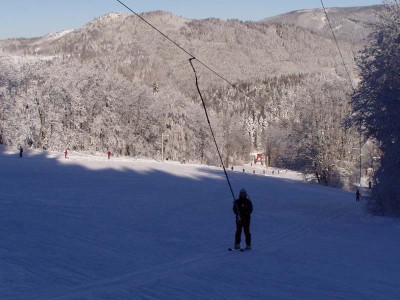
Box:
[1,146,400,300]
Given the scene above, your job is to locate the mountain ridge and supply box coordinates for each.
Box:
[0,6,381,85]
[1,5,377,93]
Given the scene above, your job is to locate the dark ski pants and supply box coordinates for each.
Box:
[235,220,251,246]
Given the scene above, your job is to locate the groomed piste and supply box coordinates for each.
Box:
[1,146,400,300]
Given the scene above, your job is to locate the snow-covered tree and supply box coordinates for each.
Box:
[351,1,400,213]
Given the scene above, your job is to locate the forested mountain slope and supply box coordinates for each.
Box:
[1,7,379,91]
[0,5,382,187]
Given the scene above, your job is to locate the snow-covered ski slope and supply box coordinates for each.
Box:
[1,146,400,300]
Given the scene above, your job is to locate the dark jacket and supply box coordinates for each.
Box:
[233,196,253,222]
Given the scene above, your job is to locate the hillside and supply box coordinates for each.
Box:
[262,5,384,44]
[0,6,381,91]
[0,5,381,186]
[1,146,400,299]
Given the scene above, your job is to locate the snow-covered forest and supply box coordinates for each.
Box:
[0,57,363,187]
[0,58,219,163]
[0,2,399,211]
[350,1,400,213]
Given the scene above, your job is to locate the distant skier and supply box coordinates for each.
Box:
[356,189,361,202]
[107,151,112,159]
[232,188,253,251]
[64,149,68,159]
[18,146,23,158]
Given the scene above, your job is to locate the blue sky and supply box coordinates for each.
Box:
[0,0,382,39]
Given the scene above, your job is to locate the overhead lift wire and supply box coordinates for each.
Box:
[319,0,356,92]
[189,58,237,203]
[320,0,362,185]
[115,0,264,109]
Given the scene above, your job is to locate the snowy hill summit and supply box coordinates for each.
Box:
[1,146,400,299]
[0,5,382,81]
[262,5,384,43]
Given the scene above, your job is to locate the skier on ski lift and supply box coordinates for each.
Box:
[231,188,253,251]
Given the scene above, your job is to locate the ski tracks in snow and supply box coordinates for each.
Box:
[38,251,238,300]
[264,201,354,250]
[38,202,355,300]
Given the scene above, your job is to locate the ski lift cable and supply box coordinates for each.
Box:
[319,0,356,93]
[189,58,242,220]
[320,0,362,185]
[189,58,237,203]
[114,0,264,109]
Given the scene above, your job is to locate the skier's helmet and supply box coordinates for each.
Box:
[239,188,247,198]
